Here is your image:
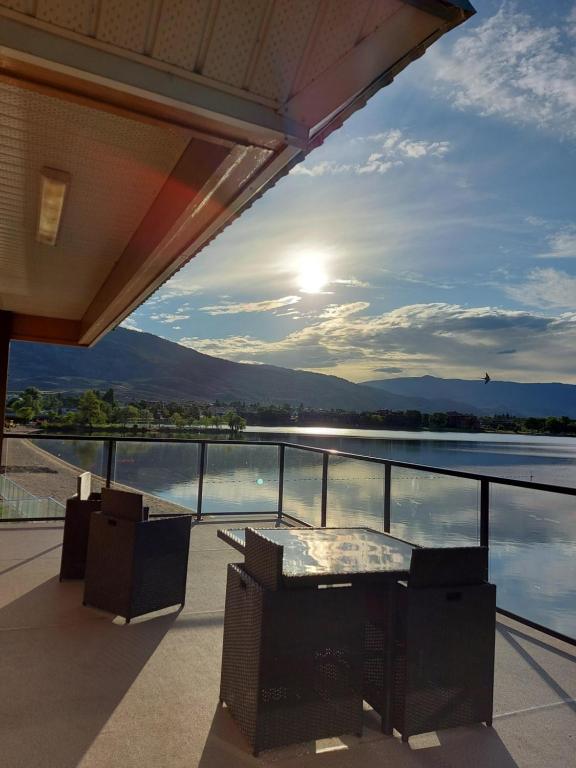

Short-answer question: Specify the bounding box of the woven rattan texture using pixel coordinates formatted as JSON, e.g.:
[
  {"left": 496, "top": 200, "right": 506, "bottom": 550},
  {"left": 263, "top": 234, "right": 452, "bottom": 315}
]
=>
[
  {"left": 220, "top": 564, "right": 363, "bottom": 754},
  {"left": 244, "top": 528, "right": 283, "bottom": 591},
  {"left": 392, "top": 582, "right": 496, "bottom": 739},
  {"left": 59, "top": 497, "right": 101, "bottom": 580},
  {"left": 83, "top": 514, "right": 192, "bottom": 621}
]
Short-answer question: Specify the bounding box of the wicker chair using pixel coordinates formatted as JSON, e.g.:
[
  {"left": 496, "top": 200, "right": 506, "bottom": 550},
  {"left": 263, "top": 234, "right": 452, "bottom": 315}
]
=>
[
  {"left": 101, "top": 487, "right": 148, "bottom": 521},
  {"left": 59, "top": 472, "right": 101, "bottom": 580},
  {"left": 220, "top": 560, "right": 363, "bottom": 756},
  {"left": 391, "top": 546, "right": 496, "bottom": 742},
  {"left": 83, "top": 513, "right": 192, "bottom": 623}
]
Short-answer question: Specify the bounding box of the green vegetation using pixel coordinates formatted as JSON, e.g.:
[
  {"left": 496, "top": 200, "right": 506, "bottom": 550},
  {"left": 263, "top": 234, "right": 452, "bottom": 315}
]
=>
[
  {"left": 6, "top": 389, "right": 247, "bottom": 434},
  {"left": 7, "top": 388, "right": 576, "bottom": 437}
]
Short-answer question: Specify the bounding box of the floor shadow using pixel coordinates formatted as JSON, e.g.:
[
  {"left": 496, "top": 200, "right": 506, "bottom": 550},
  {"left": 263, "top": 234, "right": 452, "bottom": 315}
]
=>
[
  {"left": 1, "top": 465, "right": 58, "bottom": 474},
  {"left": 0, "top": 575, "right": 176, "bottom": 768},
  {"left": 498, "top": 624, "right": 576, "bottom": 714},
  {"left": 197, "top": 705, "right": 520, "bottom": 767},
  {"left": 497, "top": 620, "right": 576, "bottom": 664},
  {"left": 0, "top": 543, "right": 62, "bottom": 576}
]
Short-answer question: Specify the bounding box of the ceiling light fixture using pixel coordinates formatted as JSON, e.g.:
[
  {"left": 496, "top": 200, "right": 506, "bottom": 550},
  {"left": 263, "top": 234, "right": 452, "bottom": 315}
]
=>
[{"left": 37, "top": 167, "right": 70, "bottom": 246}]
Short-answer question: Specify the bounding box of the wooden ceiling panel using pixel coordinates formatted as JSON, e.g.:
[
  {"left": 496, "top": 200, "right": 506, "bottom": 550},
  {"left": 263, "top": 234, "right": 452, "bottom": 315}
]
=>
[
  {"left": 0, "top": 0, "right": 475, "bottom": 345},
  {"left": 0, "top": 82, "right": 190, "bottom": 319}
]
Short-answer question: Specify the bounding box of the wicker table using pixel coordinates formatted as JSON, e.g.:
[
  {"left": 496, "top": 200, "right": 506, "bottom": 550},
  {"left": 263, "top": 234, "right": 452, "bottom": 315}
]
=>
[
  {"left": 217, "top": 526, "right": 414, "bottom": 586},
  {"left": 218, "top": 527, "right": 416, "bottom": 752}
]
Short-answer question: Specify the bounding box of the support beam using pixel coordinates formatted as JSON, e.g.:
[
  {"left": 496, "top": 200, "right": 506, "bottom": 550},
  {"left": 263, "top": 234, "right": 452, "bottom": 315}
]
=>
[
  {"left": 0, "top": 310, "right": 12, "bottom": 469},
  {"left": 79, "top": 137, "right": 233, "bottom": 345},
  {"left": 400, "top": 0, "right": 475, "bottom": 23},
  {"left": 10, "top": 315, "right": 81, "bottom": 346}
]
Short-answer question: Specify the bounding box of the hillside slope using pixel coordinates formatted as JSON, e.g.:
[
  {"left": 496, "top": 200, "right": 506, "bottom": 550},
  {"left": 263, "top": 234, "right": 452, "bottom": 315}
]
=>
[
  {"left": 9, "top": 328, "right": 455, "bottom": 412},
  {"left": 363, "top": 375, "right": 576, "bottom": 418}
]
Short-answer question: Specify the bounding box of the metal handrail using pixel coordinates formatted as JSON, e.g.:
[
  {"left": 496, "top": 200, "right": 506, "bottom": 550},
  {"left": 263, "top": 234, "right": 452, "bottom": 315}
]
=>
[
  {"left": 5, "top": 432, "right": 576, "bottom": 494},
  {"left": 3, "top": 431, "right": 575, "bottom": 644}
]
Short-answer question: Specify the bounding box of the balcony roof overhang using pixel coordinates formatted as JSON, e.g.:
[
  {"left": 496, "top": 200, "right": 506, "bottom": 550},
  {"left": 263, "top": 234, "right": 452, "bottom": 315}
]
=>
[{"left": 0, "top": 0, "right": 475, "bottom": 347}]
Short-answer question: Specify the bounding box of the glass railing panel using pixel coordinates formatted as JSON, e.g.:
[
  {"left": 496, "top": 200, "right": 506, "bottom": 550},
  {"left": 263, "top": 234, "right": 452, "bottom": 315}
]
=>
[
  {"left": 0, "top": 436, "right": 103, "bottom": 517},
  {"left": 490, "top": 485, "right": 576, "bottom": 638},
  {"left": 32, "top": 437, "right": 106, "bottom": 480},
  {"left": 390, "top": 466, "right": 480, "bottom": 546},
  {"left": 282, "top": 447, "right": 323, "bottom": 526},
  {"left": 113, "top": 440, "right": 200, "bottom": 515},
  {"left": 202, "top": 443, "right": 279, "bottom": 515},
  {"left": 324, "top": 455, "right": 386, "bottom": 530}
]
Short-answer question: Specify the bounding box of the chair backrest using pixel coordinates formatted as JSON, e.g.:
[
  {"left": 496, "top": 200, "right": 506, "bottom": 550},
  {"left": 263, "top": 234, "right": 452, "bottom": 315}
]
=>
[
  {"left": 76, "top": 472, "right": 92, "bottom": 501},
  {"left": 244, "top": 528, "right": 284, "bottom": 590},
  {"left": 101, "top": 488, "right": 147, "bottom": 522},
  {"left": 408, "top": 546, "right": 488, "bottom": 588}
]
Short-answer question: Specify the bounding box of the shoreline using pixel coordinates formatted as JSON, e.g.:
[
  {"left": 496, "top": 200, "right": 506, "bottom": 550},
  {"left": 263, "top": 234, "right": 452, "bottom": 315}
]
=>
[{"left": 0, "top": 437, "right": 197, "bottom": 517}]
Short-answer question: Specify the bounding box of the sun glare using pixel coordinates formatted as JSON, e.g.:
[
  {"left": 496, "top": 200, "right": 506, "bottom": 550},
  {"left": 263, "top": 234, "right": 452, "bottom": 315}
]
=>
[{"left": 295, "top": 248, "right": 330, "bottom": 293}]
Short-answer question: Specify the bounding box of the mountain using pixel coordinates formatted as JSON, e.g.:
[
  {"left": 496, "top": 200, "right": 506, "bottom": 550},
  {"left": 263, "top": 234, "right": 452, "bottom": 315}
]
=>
[
  {"left": 8, "top": 327, "right": 456, "bottom": 412},
  {"left": 362, "top": 375, "right": 576, "bottom": 418}
]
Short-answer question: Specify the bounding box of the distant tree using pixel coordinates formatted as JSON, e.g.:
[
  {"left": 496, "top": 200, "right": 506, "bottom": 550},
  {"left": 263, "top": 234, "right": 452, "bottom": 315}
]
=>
[
  {"left": 11, "top": 387, "right": 43, "bottom": 421},
  {"left": 429, "top": 412, "right": 449, "bottom": 430},
  {"left": 77, "top": 390, "right": 106, "bottom": 427},
  {"left": 117, "top": 404, "right": 140, "bottom": 427},
  {"left": 171, "top": 412, "right": 184, "bottom": 428},
  {"left": 102, "top": 388, "right": 115, "bottom": 406},
  {"left": 545, "top": 417, "right": 563, "bottom": 434},
  {"left": 226, "top": 411, "right": 247, "bottom": 433}
]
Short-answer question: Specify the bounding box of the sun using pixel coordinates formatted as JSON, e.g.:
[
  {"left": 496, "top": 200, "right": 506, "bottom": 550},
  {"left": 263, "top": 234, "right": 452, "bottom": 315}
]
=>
[{"left": 295, "top": 248, "right": 329, "bottom": 293}]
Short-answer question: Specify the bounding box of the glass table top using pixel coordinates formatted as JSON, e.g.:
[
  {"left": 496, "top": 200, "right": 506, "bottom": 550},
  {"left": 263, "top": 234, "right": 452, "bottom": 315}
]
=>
[{"left": 218, "top": 527, "right": 415, "bottom": 584}]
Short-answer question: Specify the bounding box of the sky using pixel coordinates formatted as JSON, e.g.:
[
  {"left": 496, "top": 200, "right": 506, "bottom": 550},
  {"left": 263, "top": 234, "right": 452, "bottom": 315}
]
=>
[{"left": 122, "top": 1, "right": 576, "bottom": 385}]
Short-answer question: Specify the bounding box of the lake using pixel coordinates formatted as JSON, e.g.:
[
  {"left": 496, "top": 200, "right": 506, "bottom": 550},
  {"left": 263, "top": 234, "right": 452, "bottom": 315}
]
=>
[{"left": 37, "top": 428, "right": 576, "bottom": 638}]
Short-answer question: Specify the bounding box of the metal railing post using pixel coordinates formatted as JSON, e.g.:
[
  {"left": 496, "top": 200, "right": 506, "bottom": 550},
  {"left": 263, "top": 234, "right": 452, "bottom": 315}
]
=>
[
  {"left": 321, "top": 452, "right": 329, "bottom": 527},
  {"left": 196, "top": 442, "right": 207, "bottom": 522},
  {"left": 278, "top": 444, "right": 285, "bottom": 521},
  {"left": 480, "top": 478, "right": 490, "bottom": 548},
  {"left": 384, "top": 462, "right": 391, "bottom": 533},
  {"left": 105, "top": 439, "right": 116, "bottom": 488}
]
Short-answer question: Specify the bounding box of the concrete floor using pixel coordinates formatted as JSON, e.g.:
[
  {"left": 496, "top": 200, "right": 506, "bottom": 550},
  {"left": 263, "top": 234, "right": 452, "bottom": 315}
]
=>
[{"left": 0, "top": 520, "right": 575, "bottom": 768}]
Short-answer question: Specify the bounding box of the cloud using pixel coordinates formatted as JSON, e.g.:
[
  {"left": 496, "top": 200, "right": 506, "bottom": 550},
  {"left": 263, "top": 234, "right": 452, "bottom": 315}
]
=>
[
  {"left": 569, "top": 5, "right": 576, "bottom": 38},
  {"left": 199, "top": 295, "right": 301, "bottom": 315},
  {"left": 332, "top": 278, "right": 370, "bottom": 288},
  {"left": 290, "top": 161, "right": 353, "bottom": 177},
  {"left": 537, "top": 227, "right": 576, "bottom": 259},
  {"left": 120, "top": 317, "right": 143, "bottom": 332},
  {"left": 362, "top": 129, "right": 451, "bottom": 159},
  {"left": 179, "top": 302, "right": 576, "bottom": 382},
  {"left": 372, "top": 367, "right": 404, "bottom": 374},
  {"left": 525, "top": 215, "right": 548, "bottom": 227},
  {"left": 150, "top": 313, "right": 191, "bottom": 324},
  {"left": 428, "top": 4, "right": 576, "bottom": 139},
  {"left": 291, "top": 129, "right": 450, "bottom": 177},
  {"left": 381, "top": 268, "right": 455, "bottom": 290},
  {"left": 504, "top": 268, "right": 576, "bottom": 309},
  {"left": 146, "top": 275, "right": 202, "bottom": 304}
]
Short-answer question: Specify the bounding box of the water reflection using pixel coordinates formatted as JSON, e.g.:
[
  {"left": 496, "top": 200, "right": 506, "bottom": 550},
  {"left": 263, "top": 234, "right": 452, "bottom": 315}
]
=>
[{"left": 33, "top": 434, "right": 576, "bottom": 637}]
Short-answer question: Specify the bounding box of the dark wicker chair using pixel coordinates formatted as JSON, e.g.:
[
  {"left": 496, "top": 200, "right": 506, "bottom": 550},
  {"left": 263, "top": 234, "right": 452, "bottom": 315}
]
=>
[
  {"left": 220, "top": 561, "right": 363, "bottom": 755},
  {"left": 83, "top": 513, "right": 192, "bottom": 623},
  {"left": 101, "top": 487, "right": 148, "bottom": 521},
  {"left": 59, "top": 472, "right": 101, "bottom": 580},
  {"left": 391, "top": 546, "right": 496, "bottom": 742}
]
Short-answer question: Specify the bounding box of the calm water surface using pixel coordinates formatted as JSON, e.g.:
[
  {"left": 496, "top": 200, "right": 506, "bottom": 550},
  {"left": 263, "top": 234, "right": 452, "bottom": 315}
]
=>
[{"left": 38, "top": 428, "right": 576, "bottom": 637}]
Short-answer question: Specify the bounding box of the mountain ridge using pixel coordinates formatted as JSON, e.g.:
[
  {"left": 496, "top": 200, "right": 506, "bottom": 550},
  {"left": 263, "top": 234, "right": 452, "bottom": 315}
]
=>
[
  {"left": 8, "top": 328, "right": 464, "bottom": 412},
  {"left": 363, "top": 375, "right": 576, "bottom": 418}
]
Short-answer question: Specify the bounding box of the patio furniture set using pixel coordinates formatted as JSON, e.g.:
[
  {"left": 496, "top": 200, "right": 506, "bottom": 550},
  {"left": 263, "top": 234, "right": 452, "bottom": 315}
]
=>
[
  {"left": 218, "top": 526, "right": 496, "bottom": 755},
  {"left": 59, "top": 474, "right": 191, "bottom": 623},
  {"left": 59, "top": 478, "right": 496, "bottom": 755}
]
